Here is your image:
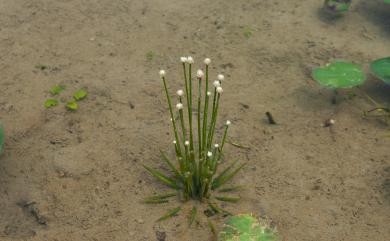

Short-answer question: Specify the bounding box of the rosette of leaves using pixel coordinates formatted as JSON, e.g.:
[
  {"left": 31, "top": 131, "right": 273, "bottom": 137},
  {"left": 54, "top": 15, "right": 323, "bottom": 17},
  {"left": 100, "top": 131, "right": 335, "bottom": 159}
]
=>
[
  {"left": 218, "top": 214, "right": 278, "bottom": 241},
  {"left": 312, "top": 61, "right": 366, "bottom": 89},
  {"left": 370, "top": 57, "right": 390, "bottom": 85},
  {"left": 324, "top": 0, "right": 352, "bottom": 13}
]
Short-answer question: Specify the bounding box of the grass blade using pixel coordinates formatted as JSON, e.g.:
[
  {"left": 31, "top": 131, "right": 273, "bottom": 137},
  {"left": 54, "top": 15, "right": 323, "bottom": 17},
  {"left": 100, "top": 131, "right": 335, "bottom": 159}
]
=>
[
  {"left": 218, "top": 185, "right": 244, "bottom": 193},
  {"left": 208, "top": 202, "right": 233, "bottom": 216},
  {"left": 143, "top": 199, "right": 169, "bottom": 204},
  {"left": 143, "top": 165, "right": 179, "bottom": 189},
  {"left": 207, "top": 219, "right": 217, "bottom": 236},
  {"left": 212, "top": 163, "right": 246, "bottom": 190},
  {"left": 144, "top": 192, "right": 177, "bottom": 201},
  {"left": 215, "top": 195, "right": 240, "bottom": 203},
  {"left": 157, "top": 206, "right": 181, "bottom": 222},
  {"left": 160, "top": 150, "right": 182, "bottom": 180},
  {"left": 188, "top": 206, "right": 197, "bottom": 227}
]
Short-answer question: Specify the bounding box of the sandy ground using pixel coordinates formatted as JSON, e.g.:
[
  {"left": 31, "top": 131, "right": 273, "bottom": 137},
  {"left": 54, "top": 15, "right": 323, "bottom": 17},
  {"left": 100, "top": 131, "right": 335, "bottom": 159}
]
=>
[{"left": 0, "top": 0, "right": 389, "bottom": 240}]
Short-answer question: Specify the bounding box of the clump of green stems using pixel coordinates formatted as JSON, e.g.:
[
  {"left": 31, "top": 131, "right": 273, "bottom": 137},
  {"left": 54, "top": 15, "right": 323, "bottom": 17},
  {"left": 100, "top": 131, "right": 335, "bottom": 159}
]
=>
[{"left": 143, "top": 57, "right": 245, "bottom": 221}]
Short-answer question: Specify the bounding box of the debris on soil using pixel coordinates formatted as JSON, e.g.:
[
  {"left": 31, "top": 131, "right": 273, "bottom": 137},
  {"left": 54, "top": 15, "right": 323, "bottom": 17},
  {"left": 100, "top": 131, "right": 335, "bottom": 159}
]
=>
[
  {"left": 155, "top": 230, "right": 166, "bottom": 241},
  {"left": 17, "top": 201, "right": 47, "bottom": 226},
  {"left": 322, "top": 119, "right": 335, "bottom": 127},
  {"left": 265, "top": 111, "right": 277, "bottom": 125}
]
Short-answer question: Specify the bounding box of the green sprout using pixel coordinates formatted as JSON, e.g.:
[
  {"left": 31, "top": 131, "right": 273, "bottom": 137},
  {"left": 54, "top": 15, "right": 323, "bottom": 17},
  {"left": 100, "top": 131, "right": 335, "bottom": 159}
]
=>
[
  {"left": 218, "top": 214, "right": 278, "bottom": 241},
  {"left": 243, "top": 26, "right": 253, "bottom": 39},
  {"left": 370, "top": 57, "right": 390, "bottom": 85},
  {"left": 66, "top": 101, "right": 78, "bottom": 111},
  {"left": 0, "top": 123, "right": 4, "bottom": 155},
  {"left": 144, "top": 56, "right": 245, "bottom": 223},
  {"left": 44, "top": 99, "right": 59, "bottom": 108},
  {"left": 73, "top": 89, "right": 88, "bottom": 101},
  {"left": 50, "top": 85, "right": 65, "bottom": 95},
  {"left": 146, "top": 51, "right": 155, "bottom": 61}
]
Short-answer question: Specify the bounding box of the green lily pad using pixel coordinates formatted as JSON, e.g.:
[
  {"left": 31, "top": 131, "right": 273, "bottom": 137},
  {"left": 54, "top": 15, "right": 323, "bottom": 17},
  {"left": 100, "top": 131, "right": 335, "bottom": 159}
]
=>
[
  {"left": 384, "top": 0, "right": 390, "bottom": 4},
  {"left": 218, "top": 214, "right": 278, "bottom": 241},
  {"left": 312, "top": 61, "right": 366, "bottom": 89},
  {"left": 73, "top": 89, "right": 87, "bottom": 101},
  {"left": 44, "top": 99, "right": 59, "bottom": 108},
  {"left": 370, "top": 57, "right": 390, "bottom": 84},
  {"left": 66, "top": 101, "right": 78, "bottom": 111},
  {"left": 0, "top": 123, "right": 4, "bottom": 155}
]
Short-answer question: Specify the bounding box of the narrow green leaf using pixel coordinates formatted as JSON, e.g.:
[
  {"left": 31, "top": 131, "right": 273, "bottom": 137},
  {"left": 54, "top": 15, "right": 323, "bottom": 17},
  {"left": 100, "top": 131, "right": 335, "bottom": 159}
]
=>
[
  {"left": 156, "top": 206, "right": 181, "bottom": 222},
  {"left": 215, "top": 195, "right": 241, "bottom": 203},
  {"left": 66, "top": 101, "right": 78, "bottom": 111},
  {"left": 212, "top": 163, "right": 246, "bottom": 190},
  {"left": 211, "top": 160, "right": 239, "bottom": 190},
  {"left": 188, "top": 206, "right": 197, "bottom": 227},
  {"left": 208, "top": 202, "right": 233, "bottom": 216},
  {"left": 218, "top": 185, "right": 244, "bottom": 193},
  {"left": 207, "top": 219, "right": 217, "bottom": 236},
  {"left": 50, "top": 85, "right": 65, "bottom": 95},
  {"left": 73, "top": 89, "right": 87, "bottom": 101},
  {"left": 143, "top": 199, "right": 169, "bottom": 204},
  {"left": 143, "top": 165, "right": 179, "bottom": 189},
  {"left": 144, "top": 192, "right": 177, "bottom": 201},
  {"left": 160, "top": 150, "right": 182, "bottom": 180},
  {"left": 44, "top": 99, "right": 59, "bottom": 108}
]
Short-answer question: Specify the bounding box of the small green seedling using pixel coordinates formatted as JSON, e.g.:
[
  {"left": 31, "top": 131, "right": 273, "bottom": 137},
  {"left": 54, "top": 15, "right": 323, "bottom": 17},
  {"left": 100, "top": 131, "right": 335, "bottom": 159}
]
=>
[
  {"left": 146, "top": 51, "right": 155, "bottom": 61},
  {"left": 243, "top": 26, "right": 253, "bottom": 39},
  {"left": 73, "top": 89, "right": 87, "bottom": 101},
  {"left": 66, "top": 101, "right": 78, "bottom": 111},
  {"left": 50, "top": 85, "right": 65, "bottom": 95},
  {"left": 0, "top": 123, "right": 4, "bottom": 155},
  {"left": 370, "top": 57, "right": 390, "bottom": 85},
  {"left": 44, "top": 99, "right": 59, "bottom": 108},
  {"left": 35, "top": 64, "right": 49, "bottom": 71},
  {"left": 324, "top": 0, "right": 352, "bottom": 14},
  {"left": 218, "top": 214, "right": 278, "bottom": 241}
]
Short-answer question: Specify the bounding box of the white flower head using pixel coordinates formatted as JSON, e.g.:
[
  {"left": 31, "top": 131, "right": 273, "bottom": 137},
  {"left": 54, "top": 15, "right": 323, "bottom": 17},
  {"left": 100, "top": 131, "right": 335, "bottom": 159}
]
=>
[
  {"left": 204, "top": 58, "right": 211, "bottom": 65},
  {"left": 196, "top": 69, "right": 204, "bottom": 78},
  {"left": 185, "top": 140, "right": 190, "bottom": 146},
  {"left": 216, "top": 86, "right": 223, "bottom": 94},
  {"left": 187, "top": 56, "right": 194, "bottom": 64},
  {"left": 207, "top": 151, "right": 213, "bottom": 157},
  {"left": 159, "top": 70, "right": 166, "bottom": 77},
  {"left": 176, "top": 103, "right": 183, "bottom": 110},
  {"left": 207, "top": 91, "right": 212, "bottom": 96},
  {"left": 214, "top": 144, "right": 219, "bottom": 149},
  {"left": 177, "top": 89, "right": 184, "bottom": 96},
  {"left": 213, "top": 80, "right": 221, "bottom": 88},
  {"left": 217, "top": 74, "right": 224, "bottom": 81},
  {"left": 226, "top": 120, "right": 231, "bottom": 126},
  {"left": 170, "top": 117, "right": 173, "bottom": 122},
  {"left": 180, "top": 56, "right": 187, "bottom": 63},
  {"left": 173, "top": 140, "right": 177, "bottom": 144}
]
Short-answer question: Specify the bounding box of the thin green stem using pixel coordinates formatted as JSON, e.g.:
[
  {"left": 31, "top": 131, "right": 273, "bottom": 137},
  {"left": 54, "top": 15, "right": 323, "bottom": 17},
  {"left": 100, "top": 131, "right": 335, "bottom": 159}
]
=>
[
  {"left": 162, "top": 77, "right": 182, "bottom": 158},
  {"left": 202, "top": 65, "right": 210, "bottom": 157},
  {"left": 207, "top": 93, "right": 221, "bottom": 149},
  {"left": 188, "top": 64, "right": 194, "bottom": 160}
]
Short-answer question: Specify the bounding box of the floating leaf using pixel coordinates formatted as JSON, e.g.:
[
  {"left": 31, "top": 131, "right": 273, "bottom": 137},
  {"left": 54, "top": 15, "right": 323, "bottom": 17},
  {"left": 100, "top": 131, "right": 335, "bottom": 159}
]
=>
[
  {"left": 218, "top": 214, "right": 278, "bottom": 241},
  {"left": 50, "top": 85, "right": 65, "bottom": 95},
  {"left": 66, "top": 101, "right": 78, "bottom": 111},
  {"left": 73, "top": 89, "right": 87, "bottom": 101},
  {"left": 44, "top": 99, "right": 59, "bottom": 108},
  {"left": 370, "top": 57, "right": 390, "bottom": 84},
  {"left": 312, "top": 61, "right": 366, "bottom": 88},
  {"left": 385, "top": 0, "right": 390, "bottom": 4},
  {"left": 0, "top": 123, "right": 4, "bottom": 155}
]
